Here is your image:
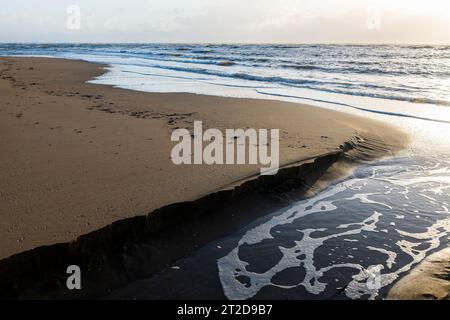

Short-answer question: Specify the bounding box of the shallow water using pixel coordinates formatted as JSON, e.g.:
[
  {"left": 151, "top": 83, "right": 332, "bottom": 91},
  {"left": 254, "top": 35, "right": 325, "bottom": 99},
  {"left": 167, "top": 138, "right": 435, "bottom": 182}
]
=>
[{"left": 218, "top": 155, "right": 450, "bottom": 299}]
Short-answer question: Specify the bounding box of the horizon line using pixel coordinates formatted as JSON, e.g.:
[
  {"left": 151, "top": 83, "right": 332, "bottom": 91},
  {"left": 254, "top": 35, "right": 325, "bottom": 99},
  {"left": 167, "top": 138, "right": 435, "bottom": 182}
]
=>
[{"left": 1, "top": 41, "right": 449, "bottom": 46}]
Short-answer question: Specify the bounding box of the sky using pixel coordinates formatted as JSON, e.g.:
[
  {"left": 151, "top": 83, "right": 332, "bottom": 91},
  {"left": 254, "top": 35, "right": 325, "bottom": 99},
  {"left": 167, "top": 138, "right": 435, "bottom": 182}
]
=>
[{"left": 0, "top": 0, "right": 449, "bottom": 44}]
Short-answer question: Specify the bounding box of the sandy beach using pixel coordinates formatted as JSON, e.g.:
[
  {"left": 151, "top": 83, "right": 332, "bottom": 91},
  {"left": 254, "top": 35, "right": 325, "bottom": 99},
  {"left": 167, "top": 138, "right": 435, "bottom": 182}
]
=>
[{"left": 0, "top": 56, "right": 407, "bottom": 263}]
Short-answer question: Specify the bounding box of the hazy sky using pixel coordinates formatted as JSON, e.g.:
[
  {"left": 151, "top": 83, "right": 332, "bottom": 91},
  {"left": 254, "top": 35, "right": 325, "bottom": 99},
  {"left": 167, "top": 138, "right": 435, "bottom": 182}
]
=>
[{"left": 1, "top": 0, "right": 449, "bottom": 44}]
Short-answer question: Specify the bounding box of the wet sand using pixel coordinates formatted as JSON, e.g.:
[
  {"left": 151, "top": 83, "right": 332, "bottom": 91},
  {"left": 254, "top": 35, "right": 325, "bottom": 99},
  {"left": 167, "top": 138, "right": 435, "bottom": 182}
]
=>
[
  {"left": 388, "top": 248, "right": 450, "bottom": 300},
  {"left": 0, "top": 56, "right": 407, "bottom": 261}
]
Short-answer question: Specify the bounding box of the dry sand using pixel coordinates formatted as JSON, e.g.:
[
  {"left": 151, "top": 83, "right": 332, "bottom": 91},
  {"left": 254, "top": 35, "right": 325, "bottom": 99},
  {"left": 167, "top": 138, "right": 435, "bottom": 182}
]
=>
[{"left": 0, "top": 57, "right": 407, "bottom": 260}]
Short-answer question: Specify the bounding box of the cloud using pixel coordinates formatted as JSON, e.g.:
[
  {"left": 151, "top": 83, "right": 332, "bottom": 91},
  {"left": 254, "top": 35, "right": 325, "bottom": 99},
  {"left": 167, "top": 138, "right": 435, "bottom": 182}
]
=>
[{"left": 0, "top": 0, "right": 449, "bottom": 44}]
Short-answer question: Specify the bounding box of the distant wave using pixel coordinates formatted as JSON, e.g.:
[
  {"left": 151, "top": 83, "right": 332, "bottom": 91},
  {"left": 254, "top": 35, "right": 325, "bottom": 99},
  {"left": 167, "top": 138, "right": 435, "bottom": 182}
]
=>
[
  {"left": 1, "top": 43, "right": 449, "bottom": 111},
  {"left": 281, "top": 64, "right": 318, "bottom": 70},
  {"left": 113, "top": 61, "right": 450, "bottom": 107},
  {"left": 256, "top": 90, "right": 450, "bottom": 124}
]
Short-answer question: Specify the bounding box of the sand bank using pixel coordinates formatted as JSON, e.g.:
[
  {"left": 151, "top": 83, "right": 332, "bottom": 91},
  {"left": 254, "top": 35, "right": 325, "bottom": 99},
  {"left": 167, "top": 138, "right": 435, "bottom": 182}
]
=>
[{"left": 0, "top": 56, "right": 407, "bottom": 262}]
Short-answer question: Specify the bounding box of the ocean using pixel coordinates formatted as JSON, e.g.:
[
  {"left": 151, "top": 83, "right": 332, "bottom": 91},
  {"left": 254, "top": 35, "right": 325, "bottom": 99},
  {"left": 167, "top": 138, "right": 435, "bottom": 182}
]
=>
[{"left": 1, "top": 43, "right": 450, "bottom": 111}]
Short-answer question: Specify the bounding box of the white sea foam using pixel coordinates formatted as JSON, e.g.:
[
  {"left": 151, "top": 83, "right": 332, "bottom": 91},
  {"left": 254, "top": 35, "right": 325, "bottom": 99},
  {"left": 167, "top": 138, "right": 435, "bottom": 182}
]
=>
[{"left": 218, "top": 157, "right": 450, "bottom": 300}]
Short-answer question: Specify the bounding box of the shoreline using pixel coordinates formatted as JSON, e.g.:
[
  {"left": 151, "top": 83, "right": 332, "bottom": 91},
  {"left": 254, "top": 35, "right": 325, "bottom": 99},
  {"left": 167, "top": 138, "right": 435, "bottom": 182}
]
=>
[
  {"left": 0, "top": 56, "right": 408, "bottom": 297},
  {"left": 0, "top": 144, "right": 373, "bottom": 299}
]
